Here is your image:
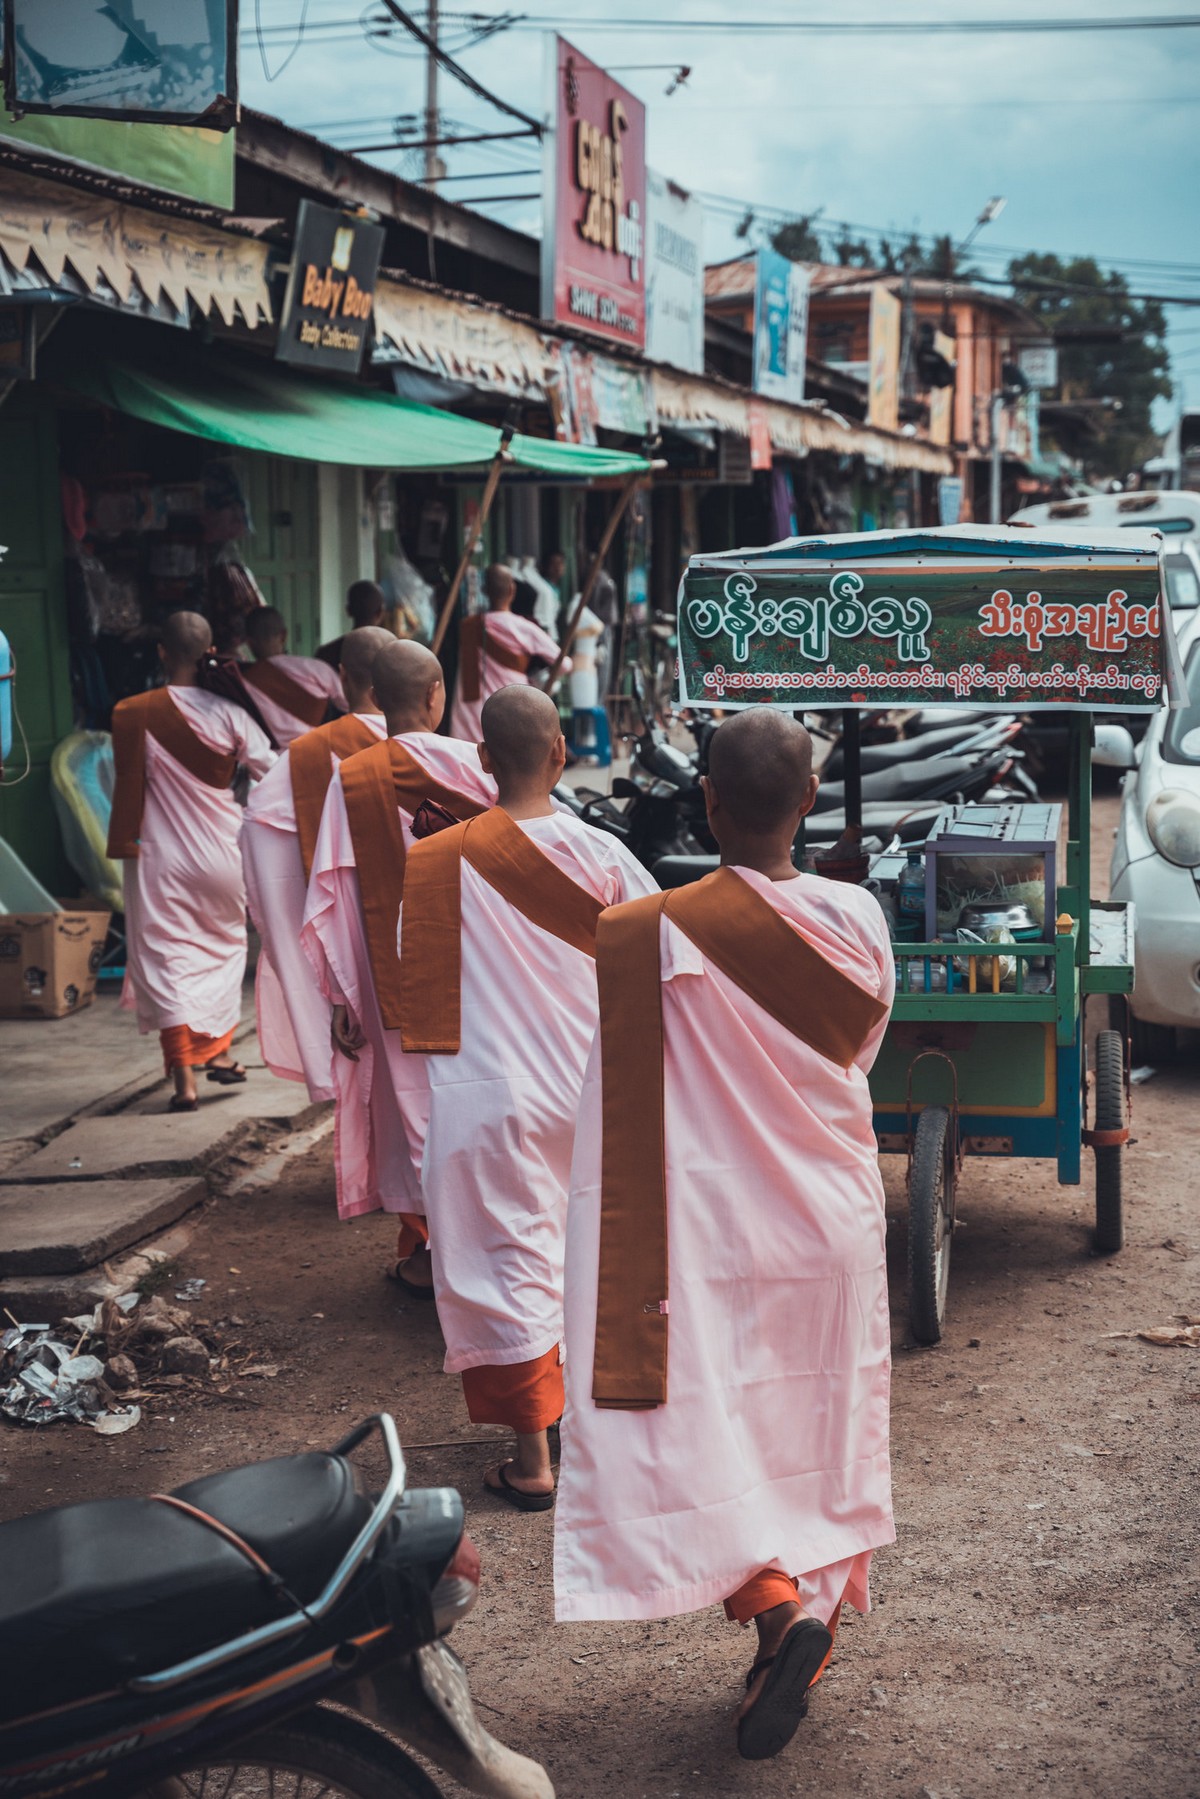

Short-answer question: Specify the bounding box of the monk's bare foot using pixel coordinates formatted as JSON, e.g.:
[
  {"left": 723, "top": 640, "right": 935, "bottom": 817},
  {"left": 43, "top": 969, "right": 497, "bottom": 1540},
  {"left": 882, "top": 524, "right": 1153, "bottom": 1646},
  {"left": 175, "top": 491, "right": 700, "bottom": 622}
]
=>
[
  {"left": 735, "top": 1600, "right": 806, "bottom": 1725},
  {"left": 171, "top": 1067, "right": 198, "bottom": 1110}
]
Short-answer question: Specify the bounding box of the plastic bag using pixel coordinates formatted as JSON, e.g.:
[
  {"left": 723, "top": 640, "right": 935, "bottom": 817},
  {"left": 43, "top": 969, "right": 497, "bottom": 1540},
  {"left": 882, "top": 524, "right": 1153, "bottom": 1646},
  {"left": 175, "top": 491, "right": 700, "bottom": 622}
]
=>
[{"left": 381, "top": 546, "right": 435, "bottom": 644}]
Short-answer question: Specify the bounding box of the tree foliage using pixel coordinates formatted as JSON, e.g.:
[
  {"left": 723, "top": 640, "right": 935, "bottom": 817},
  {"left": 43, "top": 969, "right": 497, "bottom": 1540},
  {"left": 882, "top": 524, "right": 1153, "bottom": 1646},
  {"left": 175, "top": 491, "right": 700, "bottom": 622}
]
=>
[{"left": 1008, "top": 253, "right": 1172, "bottom": 477}]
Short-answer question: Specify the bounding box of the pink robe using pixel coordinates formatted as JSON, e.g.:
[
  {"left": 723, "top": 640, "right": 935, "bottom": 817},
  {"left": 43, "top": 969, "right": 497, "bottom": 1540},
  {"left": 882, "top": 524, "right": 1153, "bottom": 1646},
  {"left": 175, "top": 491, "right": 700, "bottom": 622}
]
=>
[
  {"left": 403, "top": 814, "right": 658, "bottom": 1378},
  {"left": 554, "top": 870, "right": 896, "bottom": 1626},
  {"left": 121, "top": 687, "right": 275, "bottom": 1039},
  {"left": 300, "top": 732, "right": 498, "bottom": 1220},
  {"left": 447, "top": 611, "right": 569, "bottom": 743},
  {"left": 241, "top": 713, "right": 387, "bottom": 1099},
  {"left": 247, "top": 654, "right": 346, "bottom": 748}
]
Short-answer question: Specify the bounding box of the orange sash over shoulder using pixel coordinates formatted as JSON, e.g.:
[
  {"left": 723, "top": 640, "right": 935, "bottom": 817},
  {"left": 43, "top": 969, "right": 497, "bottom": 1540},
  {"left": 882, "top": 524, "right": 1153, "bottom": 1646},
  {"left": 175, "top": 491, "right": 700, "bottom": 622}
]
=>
[
  {"left": 339, "top": 738, "right": 490, "bottom": 1029},
  {"left": 458, "top": 614, "right": 531, "bottom": 705},
  {"left": 242, "top": 658, "right": 330, "bottom": 728},
  {"left": 289, "top": 713, "right": 380, "bottom": 881},
  {"left": 399, "top": 808, "right": 604, "bottom": 1053},
  {"left": 107, "top": 689, "right": 237, "bottom": 859},
  {"left": 591, "top": 867, "right": 890, "bottom": 1411}
]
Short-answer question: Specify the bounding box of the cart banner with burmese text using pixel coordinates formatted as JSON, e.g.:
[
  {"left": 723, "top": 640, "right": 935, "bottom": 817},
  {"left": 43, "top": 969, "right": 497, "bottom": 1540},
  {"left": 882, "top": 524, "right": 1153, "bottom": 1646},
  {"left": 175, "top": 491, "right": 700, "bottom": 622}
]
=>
[{"left": 677, "top": 554, "right": 1166, "bottom": 712}]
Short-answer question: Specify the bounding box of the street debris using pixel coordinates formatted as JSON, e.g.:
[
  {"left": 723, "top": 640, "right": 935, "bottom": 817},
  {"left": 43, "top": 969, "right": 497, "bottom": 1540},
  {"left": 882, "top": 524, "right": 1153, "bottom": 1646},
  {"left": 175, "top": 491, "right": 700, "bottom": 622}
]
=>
[
  {"left": 174, "top": 1277, "right": 208, "bottom": 1301},
  {"left": 1103, "top": 1315, "right": 1200, "bottom": 1348},
  {"left": 1129, "top": 1065, "right": 1156, "bottom": 1086},
  {"left": 1, "top": 1289, "right": 281, "bottom": 1430}
]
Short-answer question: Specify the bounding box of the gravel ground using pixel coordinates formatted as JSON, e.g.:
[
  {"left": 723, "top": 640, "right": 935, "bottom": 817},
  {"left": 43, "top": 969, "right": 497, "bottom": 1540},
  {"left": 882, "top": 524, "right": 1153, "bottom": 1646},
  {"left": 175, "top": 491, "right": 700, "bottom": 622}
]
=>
[{"left": 3, "top": 796, "right": 1198, "bottom": 1798}]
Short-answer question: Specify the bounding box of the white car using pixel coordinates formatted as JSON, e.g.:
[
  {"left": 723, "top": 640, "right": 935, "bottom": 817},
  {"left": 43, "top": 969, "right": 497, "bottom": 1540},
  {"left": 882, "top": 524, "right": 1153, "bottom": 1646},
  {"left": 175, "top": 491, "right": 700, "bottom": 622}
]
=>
[{"left": 1106, "top": 605, "right": 1200, "bottom": 1058}]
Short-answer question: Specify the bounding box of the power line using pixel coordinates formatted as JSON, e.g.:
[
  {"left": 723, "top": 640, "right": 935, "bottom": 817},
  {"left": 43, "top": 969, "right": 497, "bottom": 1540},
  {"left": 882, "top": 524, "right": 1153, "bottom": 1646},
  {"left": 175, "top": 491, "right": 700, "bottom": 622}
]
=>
[
  {"left": 500, "top": 11, "right": 1200, "bottom": 31},
  {"left": 372, "top": 0, "right": 542, "bottom": 132}
]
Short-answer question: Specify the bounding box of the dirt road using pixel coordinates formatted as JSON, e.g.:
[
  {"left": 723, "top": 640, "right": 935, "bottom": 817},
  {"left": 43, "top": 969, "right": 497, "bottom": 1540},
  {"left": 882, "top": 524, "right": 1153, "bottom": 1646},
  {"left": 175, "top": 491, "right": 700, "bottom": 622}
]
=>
[{"left": 3, "top": 797, "right": 1198, "bottom": 1798}]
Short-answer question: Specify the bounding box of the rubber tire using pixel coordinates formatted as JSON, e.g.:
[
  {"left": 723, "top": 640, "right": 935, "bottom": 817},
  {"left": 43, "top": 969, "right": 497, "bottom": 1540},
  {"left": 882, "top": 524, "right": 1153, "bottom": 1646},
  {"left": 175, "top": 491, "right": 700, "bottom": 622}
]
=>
[
  {"left": 1093, "top": 1028, "right": 1126, "bottom": 1255},
  {"left": 178, "top": 1701, "right": 445, "bottom": 1799},
  {"left": 907, "top": 1104, "right": 953, "bottom": 1346}
]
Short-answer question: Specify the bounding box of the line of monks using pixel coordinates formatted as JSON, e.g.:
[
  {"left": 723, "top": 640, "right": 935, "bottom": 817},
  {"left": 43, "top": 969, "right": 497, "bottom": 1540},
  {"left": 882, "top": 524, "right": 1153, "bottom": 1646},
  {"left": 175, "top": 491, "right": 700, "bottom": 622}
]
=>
[{"left": 107, "top": 588, "right": 896, "bottom": 1761}]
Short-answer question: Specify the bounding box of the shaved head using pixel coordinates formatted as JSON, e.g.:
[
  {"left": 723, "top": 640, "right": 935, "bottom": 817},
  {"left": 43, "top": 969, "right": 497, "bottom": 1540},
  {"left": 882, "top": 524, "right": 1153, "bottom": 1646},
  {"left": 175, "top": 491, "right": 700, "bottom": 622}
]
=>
[
  {"left": 339, "top": 625, "right": 394, "bottom": 695},
  {"left": 484, "top": 563, "right": 515, "bottom": 609},
  {"left": 707, "top": 708, "right": 814, "bottom": 834},
  {"left": 480, "top": 684, "right": 562, "bottom": 781},
  {"left": 246, "top": 606, "right": 286, "bottom": 655},
  {"left": 160, "top": 610, "right": 213, "bottom": 668},
  {"left": 372, "top": 637, "right": 444, "bottom": 726}
]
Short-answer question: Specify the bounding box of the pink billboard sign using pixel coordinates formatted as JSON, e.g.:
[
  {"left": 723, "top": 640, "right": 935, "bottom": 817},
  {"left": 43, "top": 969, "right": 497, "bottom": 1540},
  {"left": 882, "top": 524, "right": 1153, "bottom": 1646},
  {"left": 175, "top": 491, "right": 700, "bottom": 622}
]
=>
[{"left": 542, "top": 35, "right": 646, "bottom": 352}]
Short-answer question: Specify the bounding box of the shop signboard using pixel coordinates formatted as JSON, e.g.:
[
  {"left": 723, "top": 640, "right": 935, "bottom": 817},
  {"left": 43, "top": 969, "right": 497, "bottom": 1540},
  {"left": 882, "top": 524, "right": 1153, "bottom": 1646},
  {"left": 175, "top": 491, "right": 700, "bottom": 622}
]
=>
[
  {"left": 1019, "top": 341, "right": 1059, "bottom": 390},
  {"left": 752, "top": 249, "right": 808, "bottom": 405},
  {"left": 0, "top": 114, "right": 234, "bottom": 207},
  {"left": 677, "top": 553, "right": 1165, "bottom": 712},
  {"left": 644, "top": 169, "right": 704, "bottom": 373},
  {"left": 928, "top": 329, "right": 956, "bottom": 447},
  {"left": 868, "top": 284, "right": 902, "bottom": 432},
  {"left": 937, "top": 476, "right": 965, "bottom": 527},
  {"left": 277, "top": 201, "right": 385, "bottom": 375},
  {"left": 4, "top": 0, "right": 237, "bottom": 130},
  {"left": 747, "top": 398, "right": 772, "bottom": 471},
  {"left": 542, "top": 36, "right": 646, "bottom": 352}
]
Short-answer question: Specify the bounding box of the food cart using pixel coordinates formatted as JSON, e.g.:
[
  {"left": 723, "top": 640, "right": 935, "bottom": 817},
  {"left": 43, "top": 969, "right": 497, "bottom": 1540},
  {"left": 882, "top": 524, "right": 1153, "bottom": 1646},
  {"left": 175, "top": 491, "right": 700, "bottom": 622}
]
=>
[{"left": 676, "top": 525, "right": 1172, "bottom": 1343}]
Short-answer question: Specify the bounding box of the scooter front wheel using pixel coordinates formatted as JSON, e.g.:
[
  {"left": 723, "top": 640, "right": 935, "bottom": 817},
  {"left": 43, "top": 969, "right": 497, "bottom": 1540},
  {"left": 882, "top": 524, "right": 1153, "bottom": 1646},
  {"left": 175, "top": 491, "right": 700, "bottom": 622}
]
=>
[{"left": 164, "top": 1703, "right": 445, "bottom": 1799}]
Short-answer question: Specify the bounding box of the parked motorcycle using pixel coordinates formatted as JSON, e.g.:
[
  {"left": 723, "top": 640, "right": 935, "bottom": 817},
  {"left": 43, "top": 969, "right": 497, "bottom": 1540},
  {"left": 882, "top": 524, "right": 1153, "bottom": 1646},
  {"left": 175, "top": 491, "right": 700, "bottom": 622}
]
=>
[{"left": 0, "top": 1414, "right": 553, "bottom": 1799}]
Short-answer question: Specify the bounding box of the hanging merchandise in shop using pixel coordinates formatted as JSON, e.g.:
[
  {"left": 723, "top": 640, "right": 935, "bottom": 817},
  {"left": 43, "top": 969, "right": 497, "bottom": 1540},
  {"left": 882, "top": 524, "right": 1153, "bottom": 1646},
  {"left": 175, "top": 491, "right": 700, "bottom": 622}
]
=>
[
  {"left": 542, "top": 35, "right": 646, "bottom": 352},
  {"left": 3, "top": 0, "right": 238, "bottom": 130},
  {"left": 753, "top": 248, "right": 809, "bottom": 407},
  {"left": 645, "top": 170, "right": 705, "bottom": 374},
  {"left": 868, "top": 284, "right": 902, "bottom": 433},
  {"left": 277, "top": 200, "right": 386, "bottom": 375}
]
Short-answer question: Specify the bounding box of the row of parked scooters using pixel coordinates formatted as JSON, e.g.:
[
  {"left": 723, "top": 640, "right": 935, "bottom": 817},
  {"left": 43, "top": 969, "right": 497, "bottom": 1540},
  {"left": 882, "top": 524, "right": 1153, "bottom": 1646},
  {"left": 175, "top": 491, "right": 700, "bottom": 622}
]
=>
[{"left": 558, "top": 671, "right": 1040, "bottom": 878}]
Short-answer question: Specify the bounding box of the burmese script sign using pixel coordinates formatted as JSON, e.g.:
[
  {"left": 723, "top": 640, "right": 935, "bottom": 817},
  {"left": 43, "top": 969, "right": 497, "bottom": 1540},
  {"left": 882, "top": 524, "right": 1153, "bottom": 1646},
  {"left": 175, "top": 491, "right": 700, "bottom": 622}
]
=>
[{"left": 677, "top": 556, "right": 1165, "bottom": 712}]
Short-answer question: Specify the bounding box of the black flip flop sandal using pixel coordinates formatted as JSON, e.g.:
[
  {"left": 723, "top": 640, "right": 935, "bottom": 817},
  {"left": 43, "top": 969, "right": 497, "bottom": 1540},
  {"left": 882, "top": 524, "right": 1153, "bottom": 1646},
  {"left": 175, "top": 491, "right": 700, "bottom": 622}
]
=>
[
  {"left": 736, "top": 1616, "right": 833, "bottom": 1762},
  {"left": 167, "top": 1094, "right": 198, "bottom": 1113},
  {"left": 205, "top": 1063, "right": 248, "bottom": 1085},
  {"left": 484, "top": 1461, "right": 555, "bottom": 1513},
  {"left": 386, "top": 1260, "right": 437, "bottom": 1300}
]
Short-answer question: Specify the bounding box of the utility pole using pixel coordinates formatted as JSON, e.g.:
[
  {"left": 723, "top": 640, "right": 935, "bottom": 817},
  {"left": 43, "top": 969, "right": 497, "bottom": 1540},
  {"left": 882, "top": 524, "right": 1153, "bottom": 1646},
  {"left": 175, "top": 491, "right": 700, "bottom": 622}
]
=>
[{"left": 423, "top": 0, "right": 440, "bottom": 191}]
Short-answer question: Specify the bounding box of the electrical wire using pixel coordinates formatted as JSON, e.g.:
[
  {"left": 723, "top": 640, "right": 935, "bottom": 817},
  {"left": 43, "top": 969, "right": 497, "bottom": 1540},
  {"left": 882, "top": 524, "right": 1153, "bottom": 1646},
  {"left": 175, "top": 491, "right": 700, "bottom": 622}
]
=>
[
  {"left": 254, "top": 0, "right": 312, "bottom": 80},
  {"left": 488, "top": 11, "right": 1200, "bottom": 33}
]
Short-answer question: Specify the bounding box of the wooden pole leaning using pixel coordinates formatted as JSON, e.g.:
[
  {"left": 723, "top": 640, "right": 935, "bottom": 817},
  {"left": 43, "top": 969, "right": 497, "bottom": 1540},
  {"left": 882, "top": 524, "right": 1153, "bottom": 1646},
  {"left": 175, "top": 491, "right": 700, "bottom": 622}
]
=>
[
  {"left": 545, "top": 470, "right": 646, "bottom": 691},
  {"left": 430, "top": 426, "right": 513, "bottom": 656}
]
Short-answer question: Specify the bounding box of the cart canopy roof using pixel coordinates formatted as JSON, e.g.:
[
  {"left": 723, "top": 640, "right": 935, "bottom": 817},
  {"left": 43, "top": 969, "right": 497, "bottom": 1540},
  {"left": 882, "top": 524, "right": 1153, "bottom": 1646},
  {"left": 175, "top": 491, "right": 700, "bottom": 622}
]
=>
[{"left": 677, "top": 524, "right": 1172, "bottom": 715}]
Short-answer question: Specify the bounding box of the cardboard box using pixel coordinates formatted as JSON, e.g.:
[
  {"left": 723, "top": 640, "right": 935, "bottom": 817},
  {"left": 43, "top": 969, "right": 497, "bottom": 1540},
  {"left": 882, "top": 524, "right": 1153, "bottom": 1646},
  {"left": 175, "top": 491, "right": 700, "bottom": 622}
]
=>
[{"left": 0, "top": 901, "right": 111, "bottom": 1019}]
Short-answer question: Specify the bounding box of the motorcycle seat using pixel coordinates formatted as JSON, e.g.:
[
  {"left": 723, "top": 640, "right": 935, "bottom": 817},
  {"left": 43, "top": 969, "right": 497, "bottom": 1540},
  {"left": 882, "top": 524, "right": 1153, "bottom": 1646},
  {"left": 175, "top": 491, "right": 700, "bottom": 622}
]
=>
[{"left": 0, "top": 1451, "right": 372, "bottom": 1724}]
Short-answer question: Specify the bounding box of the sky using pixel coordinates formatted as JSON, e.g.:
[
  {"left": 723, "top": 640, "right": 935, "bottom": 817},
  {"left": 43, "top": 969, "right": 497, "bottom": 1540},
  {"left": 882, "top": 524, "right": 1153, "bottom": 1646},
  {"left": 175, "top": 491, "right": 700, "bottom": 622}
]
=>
[{"left": 239, "top": 1, "right": 1200, "bottom": 430}]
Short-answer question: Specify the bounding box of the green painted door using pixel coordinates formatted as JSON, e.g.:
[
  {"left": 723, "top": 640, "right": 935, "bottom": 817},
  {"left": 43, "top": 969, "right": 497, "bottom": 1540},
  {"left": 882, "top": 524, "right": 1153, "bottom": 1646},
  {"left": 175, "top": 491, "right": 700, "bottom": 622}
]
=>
[
  {"left": 242, "top": 454, "right": 321, "bottom": 655},
  {"left": 0, "top": 393, "right": 73, "bottom": 895}
]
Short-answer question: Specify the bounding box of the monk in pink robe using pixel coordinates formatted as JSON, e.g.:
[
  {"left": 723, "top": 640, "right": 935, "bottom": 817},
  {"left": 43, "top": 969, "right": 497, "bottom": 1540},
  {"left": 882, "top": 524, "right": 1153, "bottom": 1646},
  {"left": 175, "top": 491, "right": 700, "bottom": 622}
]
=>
[
  {"left": 107, "top": 611, "right": 275, "bottom": 1112},
  {"left": 301, "top": 640, "right": 499, "bottom": 1288},
  {"left": 398, "top": 686, "right": 657, "bottom": 1508},
  {"left": 447, "top": 562, "right": 569, "bottom": 743},
  {"left": 241, "top": 605, "right": 346, "bottom": 747},
  {"left": 554, "top": 708, "right": 896, "bottom": 1762},
  {"left": 241, "top": 627, "right": 393, "bottom": 1099}
]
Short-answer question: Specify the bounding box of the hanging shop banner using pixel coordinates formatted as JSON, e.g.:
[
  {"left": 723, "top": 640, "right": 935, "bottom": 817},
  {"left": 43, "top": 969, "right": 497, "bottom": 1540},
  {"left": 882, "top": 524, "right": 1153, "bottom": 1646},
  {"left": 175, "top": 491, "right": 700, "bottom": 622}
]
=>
[
  {"left": 4, "top": 0, "right": 237, "bottom": 130},
  {"left": 277, "top": 200, "right": 385, "bottom": 374},
  {"left": 644, "top": 169, "right": 704, "bottom": 373},
  {"left": 676, "top": 553, "right": 1165, "bottom": 712},
  {"left": 752, "top": 249, "right": 808, "bottom": 405},
  {"left": 937, "top": 476, "right": 965, "bottom": 527},
  {"left": 542, "top": 35, "right": 647, "bottom": 352},
  {"left": 748, "top": 397, "right": 773, "bottom": 471},
  {"left": 0, "top": 169, "right": 271, "bottom": 327},
  {"left": 867, "top": 284, "right": 902, "bottom": 433}
]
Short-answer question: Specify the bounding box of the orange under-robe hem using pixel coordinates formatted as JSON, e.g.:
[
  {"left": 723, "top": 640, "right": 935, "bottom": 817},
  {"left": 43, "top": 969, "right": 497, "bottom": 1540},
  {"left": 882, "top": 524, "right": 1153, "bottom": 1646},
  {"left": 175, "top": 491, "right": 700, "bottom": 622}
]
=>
[
  {"left": 159, "top": 1025, "right": 236, "bottom": 1074},
  {"left": 395, "top": 1214, "right": 430, "bottom": 1261},
  {"left": 460, "top": 1348, "right": 564, "bottom": 1434}
]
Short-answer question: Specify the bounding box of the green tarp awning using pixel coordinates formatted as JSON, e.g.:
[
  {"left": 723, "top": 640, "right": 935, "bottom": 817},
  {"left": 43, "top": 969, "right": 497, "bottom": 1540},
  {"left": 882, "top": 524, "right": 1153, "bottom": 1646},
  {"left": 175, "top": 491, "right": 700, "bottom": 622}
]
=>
[{"left": 50, "top": 333, "right": 649, "bottom": 481}]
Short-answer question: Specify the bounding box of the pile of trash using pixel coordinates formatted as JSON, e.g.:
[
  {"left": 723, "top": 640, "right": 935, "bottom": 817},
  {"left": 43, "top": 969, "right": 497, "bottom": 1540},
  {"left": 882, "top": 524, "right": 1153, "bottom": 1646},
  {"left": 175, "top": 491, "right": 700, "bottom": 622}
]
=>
[{"left": 1, "top": 1286, "right": 242, "bottom": 1433}]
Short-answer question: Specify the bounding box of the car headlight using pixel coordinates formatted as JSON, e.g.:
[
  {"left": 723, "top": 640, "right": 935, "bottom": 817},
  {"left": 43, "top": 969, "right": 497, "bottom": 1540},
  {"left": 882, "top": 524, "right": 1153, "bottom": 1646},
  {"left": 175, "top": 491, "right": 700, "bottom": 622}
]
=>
[{"left": 1146, "top": 789, "right": 1200, "bottom": 868}]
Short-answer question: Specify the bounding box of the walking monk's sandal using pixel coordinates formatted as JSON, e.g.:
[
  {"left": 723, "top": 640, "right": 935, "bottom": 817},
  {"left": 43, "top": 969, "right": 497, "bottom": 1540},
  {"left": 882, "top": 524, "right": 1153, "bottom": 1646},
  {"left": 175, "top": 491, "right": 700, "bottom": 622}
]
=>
[{"left": 736, "top": 1616, "right": 833, "bottom": 1761}]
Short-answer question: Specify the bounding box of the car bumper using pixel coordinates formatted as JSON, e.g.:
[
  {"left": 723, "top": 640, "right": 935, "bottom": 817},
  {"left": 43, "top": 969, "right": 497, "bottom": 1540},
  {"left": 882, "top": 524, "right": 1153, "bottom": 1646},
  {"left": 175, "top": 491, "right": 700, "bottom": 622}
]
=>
[{"left": 1112, "top": 855, "right": 1200, "bottom": 1027}]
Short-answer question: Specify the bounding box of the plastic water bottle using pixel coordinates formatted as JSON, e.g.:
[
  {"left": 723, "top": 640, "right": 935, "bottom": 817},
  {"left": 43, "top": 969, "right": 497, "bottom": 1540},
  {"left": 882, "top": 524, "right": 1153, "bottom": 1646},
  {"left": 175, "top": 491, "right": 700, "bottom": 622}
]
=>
[{"left": 897, "top": 849, "right": 927, "bottom": 936}]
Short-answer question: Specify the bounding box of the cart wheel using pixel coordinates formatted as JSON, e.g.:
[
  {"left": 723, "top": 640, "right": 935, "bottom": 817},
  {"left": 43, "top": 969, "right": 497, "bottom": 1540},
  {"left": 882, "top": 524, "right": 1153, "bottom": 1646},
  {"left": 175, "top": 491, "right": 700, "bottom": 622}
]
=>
[
  {"left": 1093, "top": 1028, "right": 1126, "bottom": 1254},
  {"left": 908, "top": 1104, "right": 954, "bottom": 1345}
]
